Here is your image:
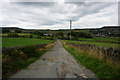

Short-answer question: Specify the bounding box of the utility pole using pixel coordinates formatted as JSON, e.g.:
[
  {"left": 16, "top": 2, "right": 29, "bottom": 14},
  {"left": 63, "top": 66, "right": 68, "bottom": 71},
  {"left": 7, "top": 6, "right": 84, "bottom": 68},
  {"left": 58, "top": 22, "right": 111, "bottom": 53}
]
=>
[{"left": 70, "top": 20, "right": 72, "bottom": 40}]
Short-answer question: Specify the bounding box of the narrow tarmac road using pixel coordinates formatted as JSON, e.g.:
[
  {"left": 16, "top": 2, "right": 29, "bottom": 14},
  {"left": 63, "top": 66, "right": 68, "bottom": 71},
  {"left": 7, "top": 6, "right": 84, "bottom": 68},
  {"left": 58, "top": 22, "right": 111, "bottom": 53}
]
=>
[{"left": 11, "top": 40, "right": 96, "bottom": 78}]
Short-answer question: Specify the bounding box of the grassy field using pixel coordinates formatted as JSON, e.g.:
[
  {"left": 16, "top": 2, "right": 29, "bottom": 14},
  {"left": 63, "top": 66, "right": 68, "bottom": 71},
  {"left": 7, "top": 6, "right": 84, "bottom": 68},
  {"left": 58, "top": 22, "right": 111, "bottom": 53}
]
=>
[
  {"left": 2, "top": 38, "right": 53, "bottom": 47},
  {"left": 33, "top": 35, "right": 38, "bottom": 38},
  {"left": 41, "top": 36, "right": 52, "bottom": 39},
  {"left": 62, "top": 42, "right": 120, "bottom": 80},
  {"left": 78, "top": 37, "right": 119, "bottom": 43},
  {"left": 1, "top": 33, "right": 31, "bottom": 36},
  {"left": 0, "top": 33, "right": 54, "bottom": 39},
  {"left": 75, "top": 29, "right": 90, "bottom": 33},
  {"left": 33, "top": 35, "right": 54, "bottom": 40},
  {"left": 64, "top": 40, "right": 119, "bottom": 48}
]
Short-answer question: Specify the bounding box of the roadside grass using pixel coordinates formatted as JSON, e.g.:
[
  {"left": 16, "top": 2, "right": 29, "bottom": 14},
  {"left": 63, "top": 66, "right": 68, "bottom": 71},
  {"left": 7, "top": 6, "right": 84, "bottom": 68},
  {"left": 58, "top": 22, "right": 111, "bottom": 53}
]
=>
[
  {"left": 3, "top": 50, "right": 45, "bottom": 78},
  {"left": 2, "top": 38, "right": 53, "bottom": 47},
  {"left": 62, "top": 41, "right": 120, "bottom": 80},
  {"left": 2, "top": 41, "right": 56, "bottom": 78},
  {"left": 64, "top": 40, "right": 119, "bottom": 49}
]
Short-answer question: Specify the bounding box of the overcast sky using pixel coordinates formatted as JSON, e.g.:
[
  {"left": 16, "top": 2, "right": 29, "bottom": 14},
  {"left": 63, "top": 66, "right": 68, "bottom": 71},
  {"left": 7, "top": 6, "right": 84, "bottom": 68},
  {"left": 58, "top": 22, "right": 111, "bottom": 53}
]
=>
[{"left": 0, "top": 1, "right": 118, "bottom": 29}]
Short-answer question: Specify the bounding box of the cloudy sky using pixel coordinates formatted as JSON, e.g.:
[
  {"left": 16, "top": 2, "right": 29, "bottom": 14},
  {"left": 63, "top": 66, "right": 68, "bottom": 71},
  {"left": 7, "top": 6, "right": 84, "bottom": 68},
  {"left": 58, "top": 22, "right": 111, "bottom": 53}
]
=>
[{"left": 0, "top": 1, "right": 118, "bottom": 29}]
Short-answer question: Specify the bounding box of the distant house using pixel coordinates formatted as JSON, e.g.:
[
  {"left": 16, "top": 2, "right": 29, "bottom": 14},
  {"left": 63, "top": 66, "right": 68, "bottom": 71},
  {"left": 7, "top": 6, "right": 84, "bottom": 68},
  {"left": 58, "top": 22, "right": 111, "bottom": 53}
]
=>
[
  {"left": 43, "top": 33, "right": 48, "bottom": 36},
  {"left": 90, "top": 26, "right": 120, "bottom": 37},
  {"left": 49, "top": 34, "right": 53, "bottom": 36}
]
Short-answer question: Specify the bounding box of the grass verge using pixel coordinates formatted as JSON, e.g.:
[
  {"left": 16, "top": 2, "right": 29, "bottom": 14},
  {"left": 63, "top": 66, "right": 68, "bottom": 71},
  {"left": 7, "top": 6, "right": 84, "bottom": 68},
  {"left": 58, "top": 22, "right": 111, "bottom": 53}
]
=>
[
  {"left": 62, "top": 41, "right": 120, "bottom": 80},
  {"left": 2, "top": 41, "right": 56, "bottom": 78}
]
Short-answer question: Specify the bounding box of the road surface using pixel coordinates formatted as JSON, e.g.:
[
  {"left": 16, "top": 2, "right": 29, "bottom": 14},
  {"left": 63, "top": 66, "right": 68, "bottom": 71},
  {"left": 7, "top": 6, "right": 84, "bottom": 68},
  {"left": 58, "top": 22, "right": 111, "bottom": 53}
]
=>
[{"left": 11, "top": 40, "right": 96, "bottom": 78}]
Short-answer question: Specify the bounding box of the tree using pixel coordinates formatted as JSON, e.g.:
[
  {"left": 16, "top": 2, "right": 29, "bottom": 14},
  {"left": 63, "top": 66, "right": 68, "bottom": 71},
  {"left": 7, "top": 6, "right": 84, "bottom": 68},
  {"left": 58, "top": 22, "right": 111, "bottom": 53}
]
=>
[
  {"left": 29, "top": 34, "right": 33, "bottom": 38},
  {"left": 59, "top": 32, "right": 64, "bottom": 37},
  {"left": 2, "top": 30, "right": 10, "bottom": 33},
  {"left": 67, "top": 31, "right": 93, "bottom": 40},
  {"left": 55, "top": 32, "right": 64, "bottom": 38},
  {"left": 34, "top": 31, "right": 43, "bottom": 36},
  {"left": 15, "top": 30, "right": 21, "bottom": 33}
]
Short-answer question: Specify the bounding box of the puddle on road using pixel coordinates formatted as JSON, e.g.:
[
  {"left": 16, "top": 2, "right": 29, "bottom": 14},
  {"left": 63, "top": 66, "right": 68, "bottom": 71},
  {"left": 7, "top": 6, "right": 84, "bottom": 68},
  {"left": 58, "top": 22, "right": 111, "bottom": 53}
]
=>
[
  {"left": 49, "top": 50, "right": 54, "bottom": 51},
  {"left": 42, "top": 57, "right": 58, "bottom": 61},
  {"left": 42, "top": 58, "right": 46, "bottom": 60},
  {"left": 47, "top": 58, "right": 58, "bottom": 61},
  {"left": 47, "top": 62, "right": 55, "bottom": 65}
]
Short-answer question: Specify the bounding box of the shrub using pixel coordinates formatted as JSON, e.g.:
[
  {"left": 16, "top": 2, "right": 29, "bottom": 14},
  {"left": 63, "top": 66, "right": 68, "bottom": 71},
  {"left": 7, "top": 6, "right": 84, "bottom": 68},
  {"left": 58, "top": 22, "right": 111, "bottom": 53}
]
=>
[
  {"left": 20, "top": 35, "right": 25, "bottom": 38},
  {"left": 18, "top": 51, "right": 27, "bottom": 59},
  {"left": 2, "top": 54, "right": 12, "bottom": 67},
  {"left": 11, "top": 50, "right": 19, "bottom": 59},
  {"left": 50, "top": 36, "right": 54, "bottom": 40},
  {"left": 37, "top": 36, "right": 41, "bottom": 39},
  {"left": 2, "top": 50, "right": 27, "bottom": 67},
  {"left": 29, "top": 34, "right": 33, "bottom": 38},
  {"left": 82, "top": 33, "right": 93, "bottom": 38},
  {"left": 11, "top": 49, "right": 27, "bottom": 60},
  {"left": 23, "top": 45, "right": 38, "bottom": 57}
]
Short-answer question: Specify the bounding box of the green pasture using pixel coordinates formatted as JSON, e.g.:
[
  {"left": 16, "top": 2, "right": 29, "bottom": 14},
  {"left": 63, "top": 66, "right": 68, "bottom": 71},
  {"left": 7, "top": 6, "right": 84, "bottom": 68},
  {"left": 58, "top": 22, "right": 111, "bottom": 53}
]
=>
[
  {"left": 64, "top": 40, "right": 119, "bottom": 48},
  {"left": 2, "top": 38, "right": 53, "bottom": 47},
  {"left": 41, "top": 36, "right": 51, "bottom": 38},
  {"left": 76, "top": 29, "right": 90, "bottom": 33},
  {"left": 78, "top": 37, "right": 119, "bottom": 43},
  {"left": 33, "top": 35, "right": 38, "bottom": 38},
  {"left": 1, "top": 33, "right": 31, "bottom": 36}
]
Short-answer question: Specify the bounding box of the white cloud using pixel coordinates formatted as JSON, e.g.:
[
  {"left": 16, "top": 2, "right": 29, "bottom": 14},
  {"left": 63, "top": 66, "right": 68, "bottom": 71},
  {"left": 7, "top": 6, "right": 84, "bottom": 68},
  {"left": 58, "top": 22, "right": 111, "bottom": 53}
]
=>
[
  {"left": 0, "top": 1, "right": 118, "bottom": 29},
  {"left": 72, "top": 2, "right": 118, "bottom": 29}
]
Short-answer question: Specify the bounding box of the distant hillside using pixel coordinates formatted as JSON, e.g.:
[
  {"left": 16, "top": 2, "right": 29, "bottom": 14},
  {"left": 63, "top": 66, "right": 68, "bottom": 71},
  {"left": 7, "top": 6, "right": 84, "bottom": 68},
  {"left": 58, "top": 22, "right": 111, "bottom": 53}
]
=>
[
  {"left": 1, "top": 27, "right": 24, "bottom": 30},
  {"left": 101, "top": 26, "right": 120, "bottom": 29},
  {"left": 1, "top": 26, "right": 119, "bottom": 37},
  {"left": 90, "top": 26, "right": 120, "bottom": 37}
]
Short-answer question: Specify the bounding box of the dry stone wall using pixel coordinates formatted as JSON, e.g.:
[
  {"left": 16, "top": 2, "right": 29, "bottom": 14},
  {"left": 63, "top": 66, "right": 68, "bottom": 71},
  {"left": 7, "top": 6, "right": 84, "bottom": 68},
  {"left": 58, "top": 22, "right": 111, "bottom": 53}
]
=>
[{"left": 66, "top": 42, "right": 120, "bottom": 65}]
